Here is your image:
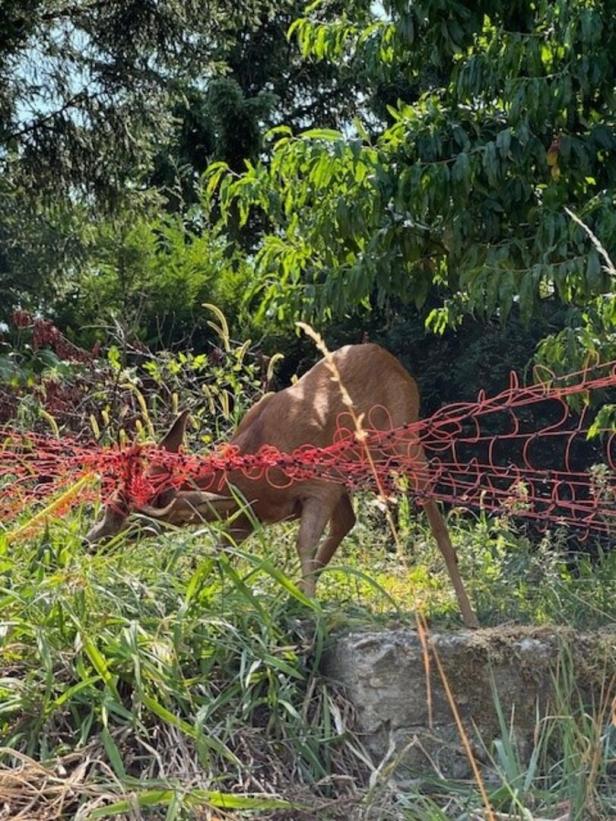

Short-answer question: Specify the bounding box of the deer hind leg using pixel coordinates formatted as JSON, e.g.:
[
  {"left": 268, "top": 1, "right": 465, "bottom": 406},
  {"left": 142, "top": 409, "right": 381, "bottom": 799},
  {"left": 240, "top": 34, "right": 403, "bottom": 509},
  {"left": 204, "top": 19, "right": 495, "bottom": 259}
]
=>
[
  {"left": 296, "top": 497, "right": 335, "bottom": 597},
  {"left": 401, "top": 439, "right": 479, "bottom": 629},
  {"left": 314, "top": 493, "right": 356, "bottom": 573}
]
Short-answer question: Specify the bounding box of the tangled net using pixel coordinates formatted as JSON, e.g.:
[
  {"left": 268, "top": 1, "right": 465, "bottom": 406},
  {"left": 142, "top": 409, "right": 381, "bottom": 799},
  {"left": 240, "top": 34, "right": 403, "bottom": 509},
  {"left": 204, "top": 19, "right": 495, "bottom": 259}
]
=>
[{"left": 1, "top": 360, "right": 615, "bottom": 540}]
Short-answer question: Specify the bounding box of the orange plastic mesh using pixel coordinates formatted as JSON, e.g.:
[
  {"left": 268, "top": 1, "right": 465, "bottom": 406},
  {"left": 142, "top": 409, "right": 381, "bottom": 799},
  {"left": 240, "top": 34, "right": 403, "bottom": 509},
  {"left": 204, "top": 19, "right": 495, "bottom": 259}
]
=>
[{"left": 2, "top": 361, "right": 614, "bottom": 539}]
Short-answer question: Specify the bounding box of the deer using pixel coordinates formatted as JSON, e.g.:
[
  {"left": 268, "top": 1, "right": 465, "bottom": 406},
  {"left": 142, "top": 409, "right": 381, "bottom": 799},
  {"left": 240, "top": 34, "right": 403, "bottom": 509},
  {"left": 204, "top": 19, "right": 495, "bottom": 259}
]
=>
[{"left": 85, "top": 343, "right": 479, "bottom": 628}]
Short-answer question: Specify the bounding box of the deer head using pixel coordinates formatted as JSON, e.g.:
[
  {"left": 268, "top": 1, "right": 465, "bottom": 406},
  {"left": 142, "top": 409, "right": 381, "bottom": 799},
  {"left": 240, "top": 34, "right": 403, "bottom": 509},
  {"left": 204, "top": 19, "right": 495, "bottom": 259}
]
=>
[{"left": 84, "top": 411, "right": 235, "bottom": 544}]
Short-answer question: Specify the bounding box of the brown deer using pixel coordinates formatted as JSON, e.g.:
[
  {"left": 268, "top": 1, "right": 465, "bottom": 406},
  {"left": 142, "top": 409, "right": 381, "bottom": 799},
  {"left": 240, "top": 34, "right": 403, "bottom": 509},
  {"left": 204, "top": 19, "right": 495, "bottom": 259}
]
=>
[{"left": 86, "top": 344, "right": 479, "bottom": 628}]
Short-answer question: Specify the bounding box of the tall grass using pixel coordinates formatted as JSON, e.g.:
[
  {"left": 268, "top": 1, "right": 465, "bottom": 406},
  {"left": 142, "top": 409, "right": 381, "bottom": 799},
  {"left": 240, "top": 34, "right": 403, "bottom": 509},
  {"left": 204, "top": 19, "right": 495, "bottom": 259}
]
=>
[
  {"left": 2, "top": 313, "right": 615, "bottom": 816},
  {"left": 0, "top": 516, "right": 359, "bottom": 817},
  {"left": 2, "top": 503, "right": 616, "bottom": 818}
]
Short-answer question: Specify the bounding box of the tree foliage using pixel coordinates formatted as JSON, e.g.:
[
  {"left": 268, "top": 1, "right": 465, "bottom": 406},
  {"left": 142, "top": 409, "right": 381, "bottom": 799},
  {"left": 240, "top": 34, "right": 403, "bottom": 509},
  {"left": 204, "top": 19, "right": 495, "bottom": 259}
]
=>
[
  {"left": 57, "top": 213, "right": 252, "bottom": 347},
  {"left": 2, "top": 0, "right": 615, "bottom": 375},
  {"left": 0, "top": 0, "right": 246, "bottom": 317},
  {"left": 0, "top": 0, "right": 272, "bottom": 200},
  {"left": 206, "top": 0, "right": 616, "bottom": 365},
  {"left": 0, "top": 0, "right": 371, "bottom": 322},
  {"left": 150, "top": 1, "right": 371, "bottom": 205}
]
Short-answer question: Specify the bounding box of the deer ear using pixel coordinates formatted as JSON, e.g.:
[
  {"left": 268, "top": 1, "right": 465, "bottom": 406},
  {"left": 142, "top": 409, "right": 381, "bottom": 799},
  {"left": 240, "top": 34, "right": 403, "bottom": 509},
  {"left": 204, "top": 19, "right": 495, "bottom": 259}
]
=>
[{"left": 159, "top": 410, "right": 190, "bottom": 452}]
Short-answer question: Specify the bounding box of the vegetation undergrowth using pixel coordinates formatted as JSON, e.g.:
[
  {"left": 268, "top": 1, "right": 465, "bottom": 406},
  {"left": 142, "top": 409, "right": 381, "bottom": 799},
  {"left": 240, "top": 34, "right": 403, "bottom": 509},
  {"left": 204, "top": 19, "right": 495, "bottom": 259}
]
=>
[
  {"left": 1, "top": 500, "right": 615, "bottom": 818},
  {"left": 1, "top": 314, "right": 614, "bottom": 817}
]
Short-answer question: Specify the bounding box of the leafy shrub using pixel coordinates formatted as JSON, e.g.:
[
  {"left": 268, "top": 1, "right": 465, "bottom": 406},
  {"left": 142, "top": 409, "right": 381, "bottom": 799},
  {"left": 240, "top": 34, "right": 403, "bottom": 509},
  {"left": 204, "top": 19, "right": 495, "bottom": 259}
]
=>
[
  {"left": 54, "top": 211, "right": 255, "bottom": 350},
  {"left": 0, "top": 308, "right": 271, "bottom": 444}
]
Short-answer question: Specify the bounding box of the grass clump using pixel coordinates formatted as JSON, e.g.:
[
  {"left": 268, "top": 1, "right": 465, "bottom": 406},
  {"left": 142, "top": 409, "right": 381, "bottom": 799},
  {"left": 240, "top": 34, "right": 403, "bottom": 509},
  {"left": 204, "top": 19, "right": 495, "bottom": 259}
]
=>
[{"left": 0, "top": 520, "right": 366, "bottom": 818}]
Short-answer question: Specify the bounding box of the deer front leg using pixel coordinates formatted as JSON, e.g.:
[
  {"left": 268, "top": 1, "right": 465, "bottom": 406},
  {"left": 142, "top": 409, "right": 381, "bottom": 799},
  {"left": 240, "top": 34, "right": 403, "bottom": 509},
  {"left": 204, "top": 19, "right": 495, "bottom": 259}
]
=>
[
  {"left": 314, "top": 494, "right": 356, "bottom": 572},
  {"left": 296, "top": 497, "right": 334, "bottom": 597},
  {"left": 399, "top": 435, "right": 479, "bottom": 629}
]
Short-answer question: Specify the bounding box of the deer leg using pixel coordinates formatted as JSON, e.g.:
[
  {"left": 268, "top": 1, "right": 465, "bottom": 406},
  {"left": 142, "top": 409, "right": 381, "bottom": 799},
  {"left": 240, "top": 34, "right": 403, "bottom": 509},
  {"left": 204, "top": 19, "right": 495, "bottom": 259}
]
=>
[
  {"left": 422, "top": 498, "right": 479, "bottom": 629},
  {"left": 220, "top": 513, "right": 254, "bottom": 548},
  {"left": 296, "top": 497, "right": 334, "bottom": 597},
  {"left": 399, "top": 435, "right": 479, "bottom": 629},
  {"left": 314, "top": 494, "right": 356, "bottom": 572}
]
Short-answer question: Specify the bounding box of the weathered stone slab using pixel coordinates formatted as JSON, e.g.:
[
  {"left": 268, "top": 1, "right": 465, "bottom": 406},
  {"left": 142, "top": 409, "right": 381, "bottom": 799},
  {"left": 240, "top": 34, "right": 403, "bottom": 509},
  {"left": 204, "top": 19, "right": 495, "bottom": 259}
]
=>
[{"left": 323, "top": 626, "right": 616, "bottom": 779}]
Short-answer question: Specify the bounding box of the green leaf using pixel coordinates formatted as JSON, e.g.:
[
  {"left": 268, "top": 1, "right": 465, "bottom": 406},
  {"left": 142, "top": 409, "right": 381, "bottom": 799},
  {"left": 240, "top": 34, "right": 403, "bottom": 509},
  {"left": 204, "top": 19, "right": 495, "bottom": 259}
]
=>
[
  {"left": 299, "top": 128, "right": 342, "bottom": 141},
  {"left": 82, "top": 635, "right": 119, "bottom": 699},
  {"left": 353, "top": 117, "right": 371, "bottom": 143},
  {"left": 184, "top": 558, "right": 215, "bottom": 605},
  {"left": 518, "top": 271, "right": 536, "bottom": 321},
  {"left": 88, "top": 788, "right": 297, "bottom": 818},
  {"left": 53, "top": 676, "right": 101, "bottom": 707},
  {"left": 203, "top": 161, "right": 229, "bottom": 197},
  {"left": 452, "top": 152, "right": 470, "bottom": 185},
  {"left": 265, "top": 125, "right": 293, "bottom": 140},
  {"left": 101, "top": 726, "right": 127, "bottom": 780},
  {"left": 496, "top": 128, "right": 511, "bottom": 157},
  {"left": 586, "top": 251, "right": 602, "bottom": 292},
  {"left": 142, "top": 694, "right": 197, "bottom": 739},
  {"left": 399, "top": 13, "right": 414, "bottom": 44}
]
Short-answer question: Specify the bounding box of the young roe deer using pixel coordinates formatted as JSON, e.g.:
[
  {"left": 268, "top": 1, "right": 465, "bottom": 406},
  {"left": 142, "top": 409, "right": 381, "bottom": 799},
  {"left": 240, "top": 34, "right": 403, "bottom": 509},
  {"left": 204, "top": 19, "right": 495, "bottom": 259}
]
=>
[{"left": 86, "top": 343, "right": 479, "bottom": 628}]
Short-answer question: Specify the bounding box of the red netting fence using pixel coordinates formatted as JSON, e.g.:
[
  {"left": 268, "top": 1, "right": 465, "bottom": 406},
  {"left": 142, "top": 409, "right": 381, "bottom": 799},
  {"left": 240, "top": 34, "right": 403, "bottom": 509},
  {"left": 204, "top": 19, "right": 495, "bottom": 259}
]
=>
[{"left": 1, "top": 360, "right": 615, "bottom": 540}]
